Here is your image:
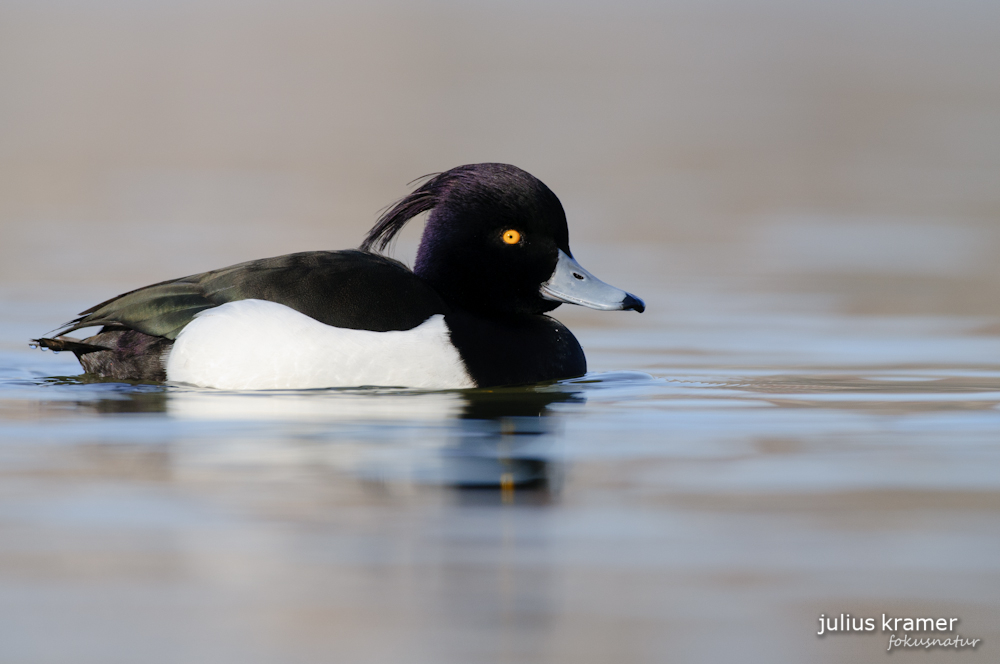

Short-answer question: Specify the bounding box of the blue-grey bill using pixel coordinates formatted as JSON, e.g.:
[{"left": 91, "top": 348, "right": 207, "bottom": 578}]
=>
[{"left": 539, "top": 250, "right": 645, "bottom": 312}]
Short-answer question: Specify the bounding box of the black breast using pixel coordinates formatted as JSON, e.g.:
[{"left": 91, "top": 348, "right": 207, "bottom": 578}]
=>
[{"left": 444, "top": 312, "right": 586, "bottom": 388}]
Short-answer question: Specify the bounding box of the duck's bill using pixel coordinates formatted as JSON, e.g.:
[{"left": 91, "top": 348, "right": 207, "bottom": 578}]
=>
[{"left": 540, "top": 250, "right": 645, "bottom": 312}]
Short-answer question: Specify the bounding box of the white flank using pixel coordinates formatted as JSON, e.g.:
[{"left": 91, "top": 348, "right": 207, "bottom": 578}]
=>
[{"left": 165, "top": 299, "right": 475, "bottom": 390}]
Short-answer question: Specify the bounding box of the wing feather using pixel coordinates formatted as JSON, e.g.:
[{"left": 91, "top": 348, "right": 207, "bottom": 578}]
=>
[{"left": 52, "top": 250, "right": 447, "bottom": 340}]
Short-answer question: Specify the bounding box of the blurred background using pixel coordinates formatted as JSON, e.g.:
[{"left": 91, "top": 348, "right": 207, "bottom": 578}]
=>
[
  {"left": 2, "top": 0, "right": 998, "bottom": 309},
  {"left": 2, "top": 1, "right": 1000, "bottom": 663}
]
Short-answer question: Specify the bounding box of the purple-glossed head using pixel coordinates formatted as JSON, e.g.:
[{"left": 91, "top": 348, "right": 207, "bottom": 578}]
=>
[{"left": 360, "top": 163, "right": 644, "bottom": 317}]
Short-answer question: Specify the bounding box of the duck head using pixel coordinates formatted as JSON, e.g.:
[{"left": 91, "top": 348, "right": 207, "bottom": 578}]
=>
[{"left": 361, "top": 163, "right": 644, "bottom": 317}]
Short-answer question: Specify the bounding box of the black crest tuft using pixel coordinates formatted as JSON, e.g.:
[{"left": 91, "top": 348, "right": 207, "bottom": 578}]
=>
[
  {"left": 360, "top": 164, "right": 549, "bottom": 254},
  {"left": 360, "top": 172, "right": 447, "bottom": 254}
]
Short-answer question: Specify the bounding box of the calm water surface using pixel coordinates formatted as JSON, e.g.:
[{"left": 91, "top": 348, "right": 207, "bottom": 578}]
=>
[{"left": 2, "top": 263, "right": 999, "bottom": 664}]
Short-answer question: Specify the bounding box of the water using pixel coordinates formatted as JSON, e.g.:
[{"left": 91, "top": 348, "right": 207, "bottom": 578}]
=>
[{"left": 3, "top": 265, "right": 1000, "bottom": 663}]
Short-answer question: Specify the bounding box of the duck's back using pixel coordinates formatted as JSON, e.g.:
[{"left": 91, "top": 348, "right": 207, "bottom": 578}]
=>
[{"left": 75, "top": 250, "right": 448, "bottom": 337}]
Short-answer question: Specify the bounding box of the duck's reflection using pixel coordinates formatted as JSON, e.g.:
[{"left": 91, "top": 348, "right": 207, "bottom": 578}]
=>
[
  {"left": 444, "top": 388, "right": 582, "bottom": 501},
  {"left": 60, "top": 378, "right": 584, "bottom": 496}
]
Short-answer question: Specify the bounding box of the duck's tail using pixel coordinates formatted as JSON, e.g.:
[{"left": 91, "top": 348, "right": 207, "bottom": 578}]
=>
[
  {"left": 32, "top": 336, "right": 110, "bottom": 356},
  {"left": 33, "top": 330, "right": 171, "bottom": 382}
]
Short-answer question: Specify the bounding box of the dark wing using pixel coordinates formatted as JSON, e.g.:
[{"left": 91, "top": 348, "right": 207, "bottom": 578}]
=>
[{"left": 53, "top": 250, "right": 449, "bottom": 340}]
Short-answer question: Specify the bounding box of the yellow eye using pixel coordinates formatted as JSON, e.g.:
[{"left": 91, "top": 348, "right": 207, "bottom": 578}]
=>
[{"left": 502, "top": 229, "right": 521, "bottom": 245}]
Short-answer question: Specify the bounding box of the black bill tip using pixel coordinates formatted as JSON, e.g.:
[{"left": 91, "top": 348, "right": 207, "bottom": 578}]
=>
[{"left": 622, "top": 293, "right": 645, "bottom": 313}]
